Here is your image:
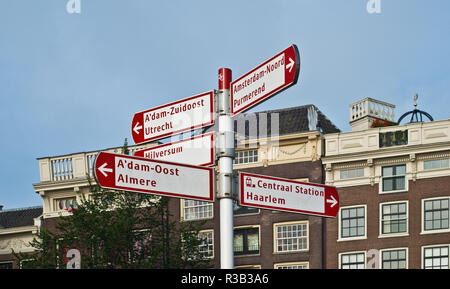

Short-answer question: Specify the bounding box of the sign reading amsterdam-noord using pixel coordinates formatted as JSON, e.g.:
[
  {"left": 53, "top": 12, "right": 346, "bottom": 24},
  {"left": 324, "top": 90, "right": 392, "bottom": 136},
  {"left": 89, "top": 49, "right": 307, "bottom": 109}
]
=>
[
  {"left": 134, "top": 133, "right": 215, "bottom": 167},
  {"left": 239, "top": 172, "right": 339, "bottom": 217},
  {"left": 94, "top": 152, "right": 215, "bottom": 202},
  {"left": 131, "top": 91, "right": 214, "bottom": 145},
  {"left": 231, "top": 45, "right": 300, "bottom": 116}
]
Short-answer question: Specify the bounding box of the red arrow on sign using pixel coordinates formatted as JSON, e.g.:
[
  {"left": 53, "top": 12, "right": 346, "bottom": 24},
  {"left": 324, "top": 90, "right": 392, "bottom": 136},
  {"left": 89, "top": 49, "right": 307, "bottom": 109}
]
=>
[
  {"left": 94, "top": 152, "right": 215, "bottom": 202},
  {"left": 239, "top": 172, "right": 339, "bottom": 218},
  {"left": 231, "top": 45, "right": 300, "bottom": 116}
]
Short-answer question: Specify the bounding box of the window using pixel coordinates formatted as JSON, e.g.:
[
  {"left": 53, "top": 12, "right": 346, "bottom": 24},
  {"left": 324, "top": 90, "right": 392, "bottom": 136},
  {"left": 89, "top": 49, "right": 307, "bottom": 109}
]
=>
[
  {"left": 381, "top": 249, "right": 407, "bottom": 269},
  {"left": 182, "top": 199, "right": 213, "bottom": 221},
  {"left": 382, "top": 165, "right": 406, "bottom": 193},
  {"left": 274, "top": 222, "right": 308, "bottom": 253},
  {"left": 234, "top": 227, "right": 259, "bottom": 256},
  {"left": 423, "top": 245, "right": 449, "bottom": 269},
  {"left": 423, "top": 198, "right": 450, "bottom": 232},
  {"left": 380, "top": 202, "right": 408, "bottom": 235},
  {"left": 340, "top": 206, "right": 366, "bottom": 239},
  {"left": 233, "top": 201, "right": 259, "bottom": 215},
  {"left": 424, "top": 159, "right": 449, "bottom": 170},
  {"left": 234, "top": 149, "right": 258, "bottom": 165},
  {"left": 275, "top": 262, "right": 309, "bottom": 269},
  {"left": 0, "top": 262, "right": 13, "bottom": 269},
  {"left": 198, "top": 230, "right": 214, "bottom": 259},
  {"left": 340, "top": 252, "right": 365, "bottom": 269},
  {"left": 340, "top": 168, "right": 364, "bottom": 179}
]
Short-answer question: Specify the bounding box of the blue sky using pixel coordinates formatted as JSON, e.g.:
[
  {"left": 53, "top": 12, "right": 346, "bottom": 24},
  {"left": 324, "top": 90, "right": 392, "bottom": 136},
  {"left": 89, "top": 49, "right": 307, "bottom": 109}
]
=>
[{"left": 1, "top": 0, "right": 450, "bottom": 209}]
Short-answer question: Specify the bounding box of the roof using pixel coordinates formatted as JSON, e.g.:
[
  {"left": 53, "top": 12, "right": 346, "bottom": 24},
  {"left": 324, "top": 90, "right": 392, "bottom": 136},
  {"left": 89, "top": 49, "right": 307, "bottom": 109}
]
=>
[
  {"left": 0, "top": 206, "right": 43, "bottom": 229},
  {"left": 228, "top": 105, "right": 340, "bottom": 139}
]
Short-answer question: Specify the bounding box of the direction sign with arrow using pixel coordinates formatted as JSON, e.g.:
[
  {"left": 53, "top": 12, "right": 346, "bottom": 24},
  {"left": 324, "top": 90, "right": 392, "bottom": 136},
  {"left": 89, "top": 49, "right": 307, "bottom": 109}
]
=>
[
  {"left": 231, "top": 45, "right": 300, "bottom": 116},
  {"left": 239, "top": 172, "right": 339, "bottom": 217},
  {"left": 94, "top": 152, "right": 215, "bottom": 202},
  {"left": 131, "top": 91, "right": 215, "bottom": 145}
]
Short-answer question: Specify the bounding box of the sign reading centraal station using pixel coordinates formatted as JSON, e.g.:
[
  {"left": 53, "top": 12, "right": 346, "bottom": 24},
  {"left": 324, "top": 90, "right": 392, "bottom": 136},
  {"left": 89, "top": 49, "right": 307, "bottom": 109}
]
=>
[{"left": 239, "top": 172, "right": 339, "bottom": 217}]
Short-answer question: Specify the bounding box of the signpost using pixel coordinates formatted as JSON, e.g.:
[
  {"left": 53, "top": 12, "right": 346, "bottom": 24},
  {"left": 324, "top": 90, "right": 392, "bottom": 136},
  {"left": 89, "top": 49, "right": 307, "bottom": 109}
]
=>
[
  {"left": 94, "top": 45, "right": 309, "bottom": 269},
  {"left": 94, "top": 151, "right": 215, "bottom": 202},
  {"left": 239, "top": 172, "right": 339, "bottom": 218},
  {"left": 131, "top": 91, "right": 215, "bottom": 145},
  {"left": 231, "top": 45, "right": 300, "bottom": 116},
  {"left": 134, "top": 132, "right": 215, "bottom": 167}
]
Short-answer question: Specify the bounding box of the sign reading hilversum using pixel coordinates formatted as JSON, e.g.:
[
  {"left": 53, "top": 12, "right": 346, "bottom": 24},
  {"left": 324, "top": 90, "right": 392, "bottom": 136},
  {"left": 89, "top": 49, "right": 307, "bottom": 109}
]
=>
[
  {"left": 94, "top": 152, "right": 215, "bottom": 202},
  {"left": 131, "top": 91, "right": 214, "bottom": 145},
  {"left": 239, "top": 172, "right": 339, "bottom": 217},
  {"left": 134, "top": 133, "right": 215, "bottom": 167},
  {"left": 231, "top": 45, "right": 300, "bottom": 116}
]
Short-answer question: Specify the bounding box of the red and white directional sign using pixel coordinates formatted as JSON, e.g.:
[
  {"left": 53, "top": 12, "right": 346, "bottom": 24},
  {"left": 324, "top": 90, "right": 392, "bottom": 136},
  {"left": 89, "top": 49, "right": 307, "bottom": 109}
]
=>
[
  {"left": 239, "top": 172, "right": 339, "bottom": 217},
  {"left": 94, "top": 152, "right": 215, "bottom": 202},
  {"left": 134, "top": 133, "right": 215, "bottom": 167},
  {"left": 231, "top": 45, "right": 300, "bottom": 116},
  {"left": 131, "top": 91, "right": 215, "bottom": 145}
]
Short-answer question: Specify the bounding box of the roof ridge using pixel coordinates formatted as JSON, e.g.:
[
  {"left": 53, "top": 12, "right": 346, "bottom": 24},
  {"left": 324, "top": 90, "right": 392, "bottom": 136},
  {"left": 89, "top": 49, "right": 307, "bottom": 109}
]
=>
[{"left": 0, "top": 206, "right": 43, "bottom": 213}]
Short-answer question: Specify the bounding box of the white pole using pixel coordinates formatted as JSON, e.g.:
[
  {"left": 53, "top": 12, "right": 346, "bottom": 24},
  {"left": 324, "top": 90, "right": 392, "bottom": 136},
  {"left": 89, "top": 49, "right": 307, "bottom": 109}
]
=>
[{"left": 217, "top": 68, "right": 234, "bottom": 269}]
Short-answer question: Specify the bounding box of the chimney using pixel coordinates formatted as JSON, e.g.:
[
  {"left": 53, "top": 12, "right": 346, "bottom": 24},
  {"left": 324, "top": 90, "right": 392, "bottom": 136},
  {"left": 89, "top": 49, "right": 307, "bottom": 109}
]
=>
[
  {"left": 349, "top": 98, "right": 396, "bottom": 131},
  {"left": 0, "top": 205, "right": 3, "bottom": 211}
]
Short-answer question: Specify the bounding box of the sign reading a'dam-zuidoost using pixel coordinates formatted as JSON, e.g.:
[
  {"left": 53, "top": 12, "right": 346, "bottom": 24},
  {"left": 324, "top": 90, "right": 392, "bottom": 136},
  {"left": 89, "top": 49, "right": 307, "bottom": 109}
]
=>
[
  {"left": 131, "top": 91, "right": 214, "bottom": 145},
  {"left": 239, "top": 172, "right": 339, "bottom": 217},
  {"left": 231, "top": 45, "right": 300, "bottom": 116},
  {"left": 94, "top": 152, "right": 215, "bottom": 202}
]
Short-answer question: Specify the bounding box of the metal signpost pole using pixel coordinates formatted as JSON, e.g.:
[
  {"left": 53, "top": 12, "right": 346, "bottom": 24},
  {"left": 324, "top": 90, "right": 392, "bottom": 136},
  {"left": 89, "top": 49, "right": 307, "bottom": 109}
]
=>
[{"left": 217, "top": 68, "right": 234, "bottom": 269}]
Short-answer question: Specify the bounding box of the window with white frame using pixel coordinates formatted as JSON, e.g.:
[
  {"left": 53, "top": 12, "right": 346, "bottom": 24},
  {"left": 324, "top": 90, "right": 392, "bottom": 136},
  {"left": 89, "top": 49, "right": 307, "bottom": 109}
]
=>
[
  {"left": 380, "top": 202, "right": 408, "bottom": 235},
  {"left": 423, "top": 198, "right": 450, "bottom": 232},
  {"left": 424, "top": 159, "right": 450, "bottom": 170},
  {"left": 198, "top": 230, "right": 214, "bottom": 259},
  {"left": 275, "top": 262, "right": 309, "bottom": 269},
  {"left": 274, "top": 222, "right": 308, "bottom": 253},
  {"left": 381, "top": 249, "right": 407, "bottom": 269},
  {"left": 340, "top": 168, "right": 364, "bottom": 179},
  {"left": 182, "top": 199, "right": 213, "bottom": 221},
  {"left": 381, "top": 165, "right": 406, "bottom": 193},
  {"left": 234, "top": 149, "right": 258, "bottom": 165},
  {"left": 340, "top": 252, "right": 365, "bottom": 269},
  {"left": 340, "top": 206, "right": 366, "bottom": 239},
  {"left": 423, "top": 245, "right": 449, "bottom": 269}
]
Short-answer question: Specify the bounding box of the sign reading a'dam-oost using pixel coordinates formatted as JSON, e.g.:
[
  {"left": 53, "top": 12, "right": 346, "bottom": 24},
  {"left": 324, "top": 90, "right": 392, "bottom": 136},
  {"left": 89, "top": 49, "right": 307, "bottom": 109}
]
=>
[
  {"left": 231, "top": 45, "right": 300, "bottom": 116},
  {"left": 94, "top": 152, "right": 215, "bottom": 202},
  {"left": 239, "top": 172, "right": 339, "bottom": 217},
  {"left": 131, "top": 91, "right": 214, "bottom": 145},
  {"left": 134, "top": 132, "right": 215, "bottom": 167}
]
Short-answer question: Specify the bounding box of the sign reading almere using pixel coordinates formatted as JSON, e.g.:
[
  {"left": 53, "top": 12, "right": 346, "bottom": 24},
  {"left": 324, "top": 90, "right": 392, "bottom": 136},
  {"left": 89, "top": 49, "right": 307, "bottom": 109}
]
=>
[
  {"left": 231, "top": 45, "right": 300, "bottom": 116},
  {"left": 131, "top": 91, "right": 214, "bottom": 145},
  {"left": 239, "top": 172, "right": 339, "bottom": 218},
  {"left": 94, "top": 152, "right": 215, "bottom": 202}
]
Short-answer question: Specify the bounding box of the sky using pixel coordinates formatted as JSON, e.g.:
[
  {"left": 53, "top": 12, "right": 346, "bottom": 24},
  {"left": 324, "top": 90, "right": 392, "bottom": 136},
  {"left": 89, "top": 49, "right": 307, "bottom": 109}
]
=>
[{"left": 1, "top": 0, "right": 450, "bottom": 209}]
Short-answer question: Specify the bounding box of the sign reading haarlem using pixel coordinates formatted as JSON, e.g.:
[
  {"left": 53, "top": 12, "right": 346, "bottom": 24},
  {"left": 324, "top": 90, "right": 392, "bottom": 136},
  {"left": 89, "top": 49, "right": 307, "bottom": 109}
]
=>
[{"left": 239, "top": 172, "right": 339, "bottom": 217}]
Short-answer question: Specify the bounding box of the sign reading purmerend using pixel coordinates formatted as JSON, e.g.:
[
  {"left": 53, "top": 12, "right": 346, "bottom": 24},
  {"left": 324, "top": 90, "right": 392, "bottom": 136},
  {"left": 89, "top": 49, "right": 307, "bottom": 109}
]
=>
[
  {"left": 131, "top": 91, "right": 214, "bottom": 145},
  {"left": 239, "top": 172, "right": 339, "bottom": 217},
  {"left": 231, "top": 45, "right": 300, "bottom": 116},
  {"left": 94, "top": 152, "right": 215, "bottom": 202}
]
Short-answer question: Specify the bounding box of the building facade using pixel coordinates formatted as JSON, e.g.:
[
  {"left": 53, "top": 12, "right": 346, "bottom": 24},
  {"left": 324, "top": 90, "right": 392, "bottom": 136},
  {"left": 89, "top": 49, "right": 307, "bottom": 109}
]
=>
[
  {"left": 28, "top": 104, "right": 339, "bottom": 269},
  {"left": 323, "top": 98, "right": 450, "bottom": 269}
]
